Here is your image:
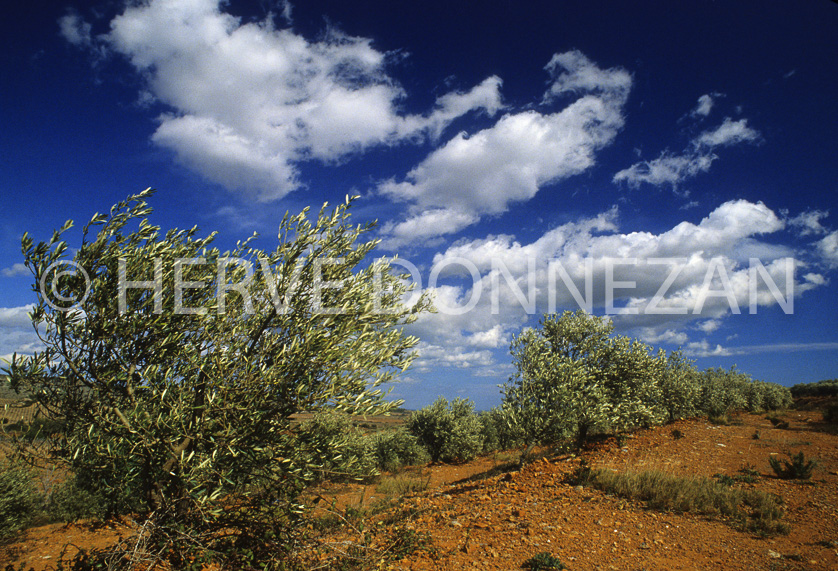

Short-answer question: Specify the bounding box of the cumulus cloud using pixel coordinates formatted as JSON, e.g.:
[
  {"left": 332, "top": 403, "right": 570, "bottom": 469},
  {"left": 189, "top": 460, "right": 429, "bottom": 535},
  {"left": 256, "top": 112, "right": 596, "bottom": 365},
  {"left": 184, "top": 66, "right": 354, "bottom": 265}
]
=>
[
  {"left": 379, "top": 50, "right": 632, "bottom": 246},
  {"left": 66, "top": 0, "right": 503, "bottom": 201},
  {"left": 614, "top": 112, "right": 760, "bottom": 190},
  {"left": 407, "top": 200, "right": 826, "bottom": 371}
]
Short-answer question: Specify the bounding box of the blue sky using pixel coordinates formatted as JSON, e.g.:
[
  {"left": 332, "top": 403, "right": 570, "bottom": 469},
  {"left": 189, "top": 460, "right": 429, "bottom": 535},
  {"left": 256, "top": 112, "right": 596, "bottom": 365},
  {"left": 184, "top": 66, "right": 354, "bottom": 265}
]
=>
[{"left": 1, "top": 0, "right": 837, "bottom": 410}]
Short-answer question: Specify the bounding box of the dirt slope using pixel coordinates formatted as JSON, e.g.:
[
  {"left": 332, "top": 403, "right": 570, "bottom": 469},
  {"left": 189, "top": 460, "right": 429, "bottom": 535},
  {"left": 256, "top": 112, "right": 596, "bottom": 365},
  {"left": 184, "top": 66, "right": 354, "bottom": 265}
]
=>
[
  {"left": 4, "top": 409, "right": 837, "bottom": 570},
  {"left": 313, "top": 410, "right": 838, "bottom": 570}
]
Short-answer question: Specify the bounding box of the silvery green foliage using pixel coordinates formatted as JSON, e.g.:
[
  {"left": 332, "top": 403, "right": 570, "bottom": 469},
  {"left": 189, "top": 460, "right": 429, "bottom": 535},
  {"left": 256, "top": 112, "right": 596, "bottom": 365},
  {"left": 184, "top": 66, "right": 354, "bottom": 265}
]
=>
[
  {"left": 296, "top": 409, "right": 377, "bottom": 482},
  {"left": 504, "top": 310, "right": 666, "bottom": 447},
  {"left": 371, "top": 427, "right": 429, "bottom": 472},
  {"left": 695, "top": 367, "right": 792, "bottom": 416},
  {"left": 4, "top": 189, "right": 430, "bottom": 541},
  {"left": 0, "top": 461, "right": 37, "bottom": 539},
  {"left": 695, "top": 367, "right": 750, "bottom": 418},
  {"left": 406, "top": 397, "right": 484, "bottom": 463},
  {"left": 479, "top": 407, "right": 521, "bottom": 452},
  {"left": 759, "top": 382, "right": 793, "bottom": 410},
  {"left": 660, "top": 350, "right": 700, "bottom": 422}
]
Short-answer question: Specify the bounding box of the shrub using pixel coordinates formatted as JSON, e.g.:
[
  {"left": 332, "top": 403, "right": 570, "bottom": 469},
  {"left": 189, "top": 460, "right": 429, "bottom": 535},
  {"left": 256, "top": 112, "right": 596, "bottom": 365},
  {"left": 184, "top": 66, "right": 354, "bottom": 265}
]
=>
[
  {"left": 4, "top": 191, "right": 430, "bottom": 568},
  {"left": 372, "top": 428, "right": 429, "bottom": 472},
  {"left": 406, "top": 397, "right": 483, "bottom": 463},
  {"left": 504, "top": 311, "right": 665, "bottom": 449},
  {"left": 376, "top": 473, "right": 429, "bottom": 497},
  {"left": 790, "top": 379, "right": 838, "bottom": 398},
  {"left": 578, "top": 467, "right": 788, "bottom": 535},
  {"left": 45, "top": 474, "right": 109, "bottom": 522},
  {"left": 769, "top": 452, "right": 817, "bottom": 480},
  {"left": 766, "top": 416, "right": 790, "bottom": 430},
  {"left": 823, "top": 404, "right": 838, "bottom": 424},
  {"left": 0, "top": 460, "right": 38, "bottom": 539},
  {"left": 660, "top": 350, "right": 699, "bottom": 422},
  {"left": 479, "top": 407, "right": 520, "bottom": 452},
  {"left": 522, "top": 552, "right": 566, "bottom": 570},
  {"left": 297, "top": 409, "right": 378, "bottom": 482},
  {"left": 695, "top": 367, "right": 748, "bottom": 418}
]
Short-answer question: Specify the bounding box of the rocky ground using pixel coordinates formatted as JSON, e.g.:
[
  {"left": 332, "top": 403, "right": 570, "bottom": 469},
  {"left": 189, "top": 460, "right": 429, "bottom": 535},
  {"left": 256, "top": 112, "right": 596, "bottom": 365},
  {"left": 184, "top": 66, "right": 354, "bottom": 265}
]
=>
[
  {"left": 309, "top": 409, "right": 838, "bottom": 570},
  {"left": 3, "top": 408, "right": 837, "bottom": 570}
]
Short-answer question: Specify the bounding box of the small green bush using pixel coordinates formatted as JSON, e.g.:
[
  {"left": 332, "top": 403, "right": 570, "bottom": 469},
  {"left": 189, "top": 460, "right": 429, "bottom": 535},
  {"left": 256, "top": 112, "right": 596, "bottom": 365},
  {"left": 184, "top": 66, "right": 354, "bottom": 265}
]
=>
[
  {"left": 372, "top": 428, "right": 429, "bottom": 472},
  {"left": 479, "top": 407, "right": 520, "bottom": 452},
  {"left": 46, "top": 474, "right": 109, "bottom": 522},
  {"left": 769, "top": 452, "right": 817, "bottom": 480},
  {"left": 376, "top": 473, "right": 429, "bottom": 497},
  {"left": 0, "top": 460, "right": 38, "bottom": 539},
  {"left": 406, "top": 397, "right": 483, "bottom": 463},
  {"left": 297, "top": 409, "right": 378, "bottom": 482},
  {"left": 766, "top": 416, "right": 790, "bottom": 430},
  {"left": 522, "top": 552, "right": 566, "bottom": 570}
]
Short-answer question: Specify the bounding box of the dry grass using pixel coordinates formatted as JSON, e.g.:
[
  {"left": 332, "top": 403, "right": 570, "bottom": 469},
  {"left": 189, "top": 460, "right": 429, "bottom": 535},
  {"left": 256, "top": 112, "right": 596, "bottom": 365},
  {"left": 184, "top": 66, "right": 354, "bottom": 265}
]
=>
[
  {"left": 376, "top": 472, "right": 430, "bottom": 498},
  {"left": 578, "top": 466, "right": 789, "bottom": 535}
]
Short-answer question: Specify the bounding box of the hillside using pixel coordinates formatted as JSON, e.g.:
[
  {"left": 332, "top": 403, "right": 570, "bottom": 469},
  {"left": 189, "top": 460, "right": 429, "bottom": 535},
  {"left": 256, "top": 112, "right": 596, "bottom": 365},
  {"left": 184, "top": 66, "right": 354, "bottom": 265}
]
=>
[{"left": 4, "top": 406, "right": 837, "bottom": 570}]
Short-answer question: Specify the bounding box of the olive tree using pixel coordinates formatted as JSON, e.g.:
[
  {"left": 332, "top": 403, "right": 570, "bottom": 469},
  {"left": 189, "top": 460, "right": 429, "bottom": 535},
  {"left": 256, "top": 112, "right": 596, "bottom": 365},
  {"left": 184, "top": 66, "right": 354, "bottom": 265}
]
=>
[
  {"left": 4, "top": 189, "right": 429, "bottom": 566},
  {"left": 406, "top": 397, "right": 483, "bottom": 463},
  {"left": 659, "top": 349, "right": 700, "bottom": 423},
  {"left": 504, "top": 310, "right": 665, "bottom": 448}
]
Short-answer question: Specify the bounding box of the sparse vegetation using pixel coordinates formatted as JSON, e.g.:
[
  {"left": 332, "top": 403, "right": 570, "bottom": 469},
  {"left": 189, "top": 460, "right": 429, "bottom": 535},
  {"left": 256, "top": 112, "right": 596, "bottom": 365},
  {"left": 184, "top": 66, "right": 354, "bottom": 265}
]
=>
[
  {"left": 769, "top": 452, "right": 817, "bottom": 480},
  {"left": 767, "top": 416, "right": 790, "bottom": 430},
  {"left": 522, "top": 551, "right": 566, "bottom": 570},
  {"left": 0, "top": 461, "right": 38, "bottom": 540},
  {"left": 0, "top": 193, "right": 818, "bottom": 568},
  {"left": 376, "top": 473, "right": 430, "bottom": 497},
  {"left": 576, "top": 467, "right": 789, "bottom": 535}
]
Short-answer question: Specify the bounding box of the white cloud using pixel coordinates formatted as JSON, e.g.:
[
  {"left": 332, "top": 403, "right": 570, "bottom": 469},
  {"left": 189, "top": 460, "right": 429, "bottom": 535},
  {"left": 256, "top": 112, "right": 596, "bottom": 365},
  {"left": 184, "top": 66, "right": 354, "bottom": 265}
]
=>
[
  {"left": 1, "top": 263, "right": 28, "bottom": 278},
  {"left": 637, "top": 328, "right": 688, "bottom": 346},
  {"left": 408, "top": 200, "right": 826, "bottom": 371},
  {"left": 379, "top": 51, "right": 632, "bottom": 247},
  {"left": 697, "top": 319, "right": 722, "bottom": 334},
  {"left": 684, "top": 339, "right": 731, "bottom": 357},
  {"left": 0, "top": 305, "right": 41, "bottom": 364},
  {"left": 59, "top": 10, "right": 93, "bottom": 47},
  {"left": 614, "top": 115, "right": 760, "bottom": 190},
  {"left": 71, "top": 0, "right": 503, "bottom": 201},
  {"left": 0, "top": 306, "right": 34, "bottom": 329},
  {"left": 690, "top": 93, "right": 717, "bottom": 118},
  {"left": 613, "top": 152, "right": 716, "bottom": 189},
  {"left": 694, "top": 117, "right": 760, "bottom": 148},
  {"left": 379, "top": 50, "right": 631, "bottom": 245},
  {"left": 817, "top": 230, "right": 838, "bottom": 268},
  {"left": 788, "top": 209, "right": 829, "bottom": 236}
]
